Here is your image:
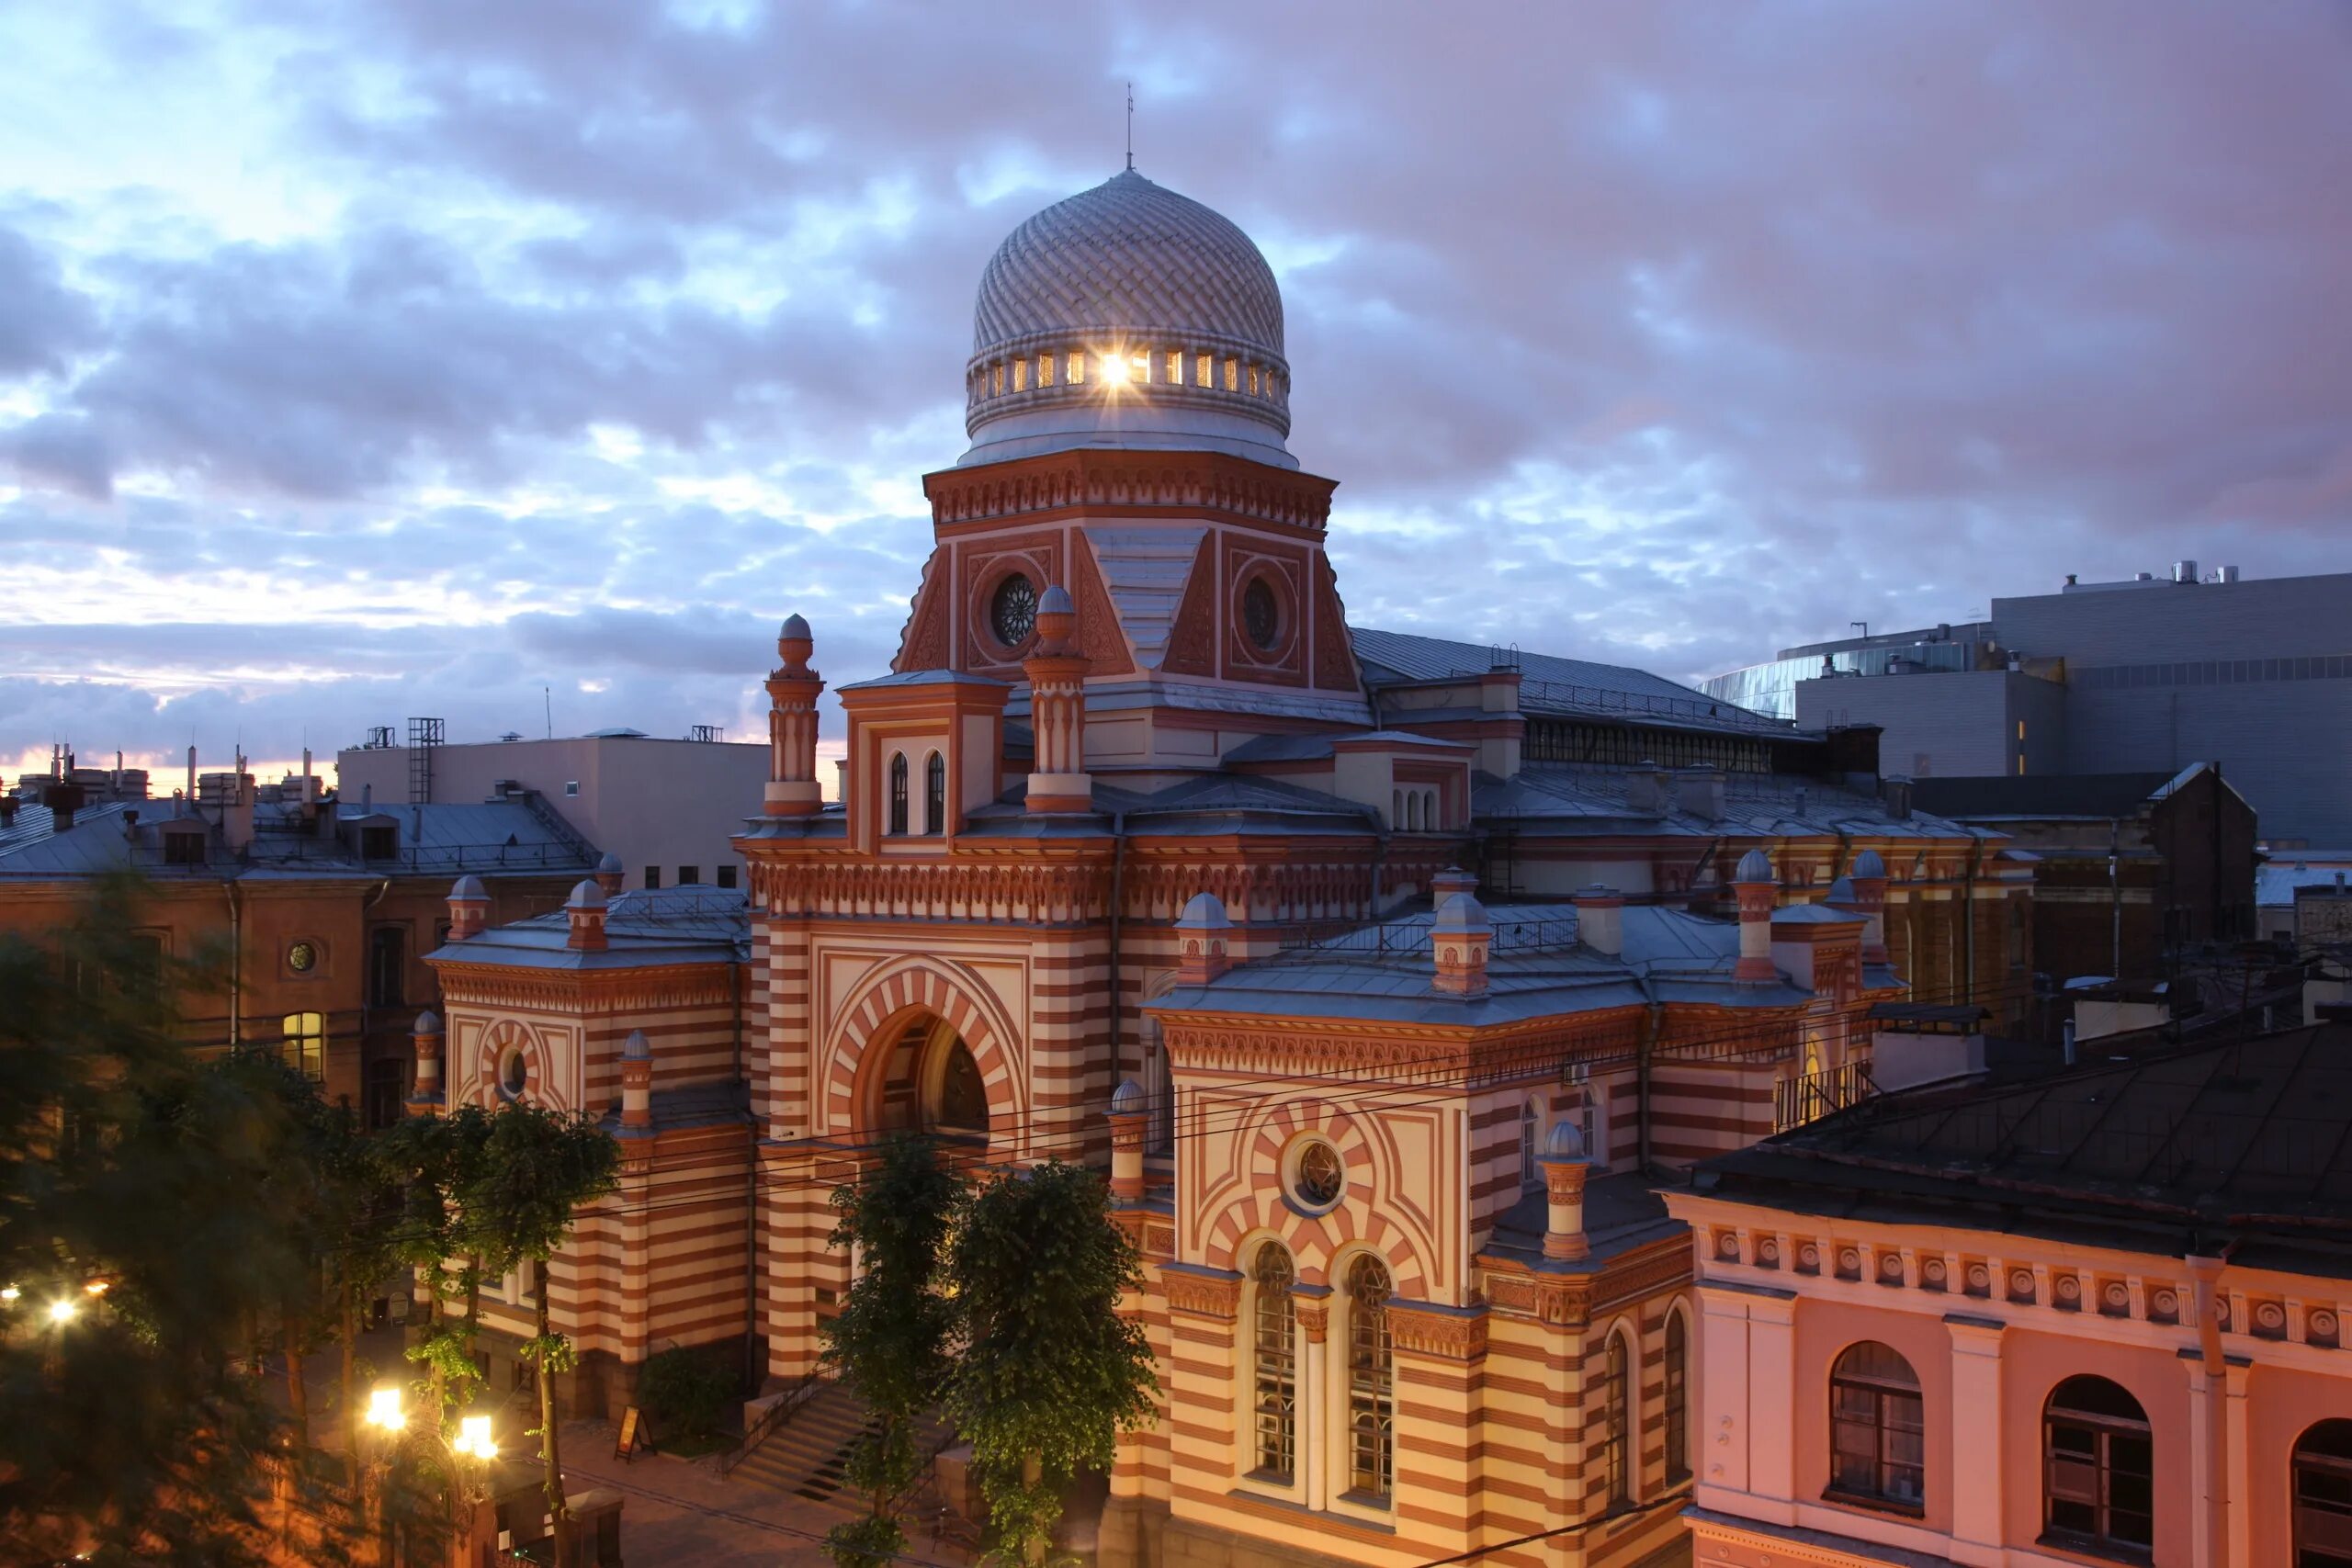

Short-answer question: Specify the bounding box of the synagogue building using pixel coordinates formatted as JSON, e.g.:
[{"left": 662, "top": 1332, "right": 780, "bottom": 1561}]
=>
[{"left": 416, "top": 167, "right": 2027, "bottom": 1568}]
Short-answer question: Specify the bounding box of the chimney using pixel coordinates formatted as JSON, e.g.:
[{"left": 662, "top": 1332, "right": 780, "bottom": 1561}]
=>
[
  {"left": 1624, "top": 764, "right": 1670, "bottom": 816},
  {"left": 0, "top": 797, "right": 18, "bottom": 827},
  {"left": 1174, "top": 892, "right": 1233, "bottom": 985},
  {"left": 1106, "top": 1079, "right": 1148, "bottom": 1202},
  {"left": 594, "top": 852, "right": 625, "bottom": 896},
  {"left": 447, "top": 874, "right": 490, "bottom": 940},
  {"left": 221, "top": 766, "right": 254, "bottom": 854},
  {"left": 43, "top": 782, "right": 84, "bottom": 834},
  {"left": 763, "top": 614, "right": 826, "bottom": 817},
  {"left": 2174, "top": 559, "right": 2198, "bottom": 584},
  {"left": 1847, "top": 849, "right": 1891, "bottom": 963},
  {"left": 1431, "top": 864, "right": 1477, "bottom": 904},
  {"left": 1023, "top": 585, "right": 1093, "bottom": 815},
  {"left": 1732, "top": 849, "right": 1779, "bottom": 984},
  {"left": 1431, "top": 889, "right": 1493, "bottom": 998},
  {"left": 1573, "top": 886, "right": 1623, "bottom": 957},
  {"left": 1882, "top": 777, "right": 1912, "bottom": 820},
  {"left": 1673, "top": 764, "right": 1725, "bottom": 822},
  {"left": 1539, "top": 1119, "right": 1592, "bottom": 1261},
  {"left": 565, "top": 879, "right": 608, "bottom": 952},
  {"left": 408, "top": 1010, "right": 445, "bottom": 1113},
  {"left": 300, "top": 748, "right": 315, "bottom": 806},
  {"left": 620, "top": 1030, "right": 652, "bottom": 1129},
  {"left": 186, "top": 744, "right": 196, "bottom": 802}
]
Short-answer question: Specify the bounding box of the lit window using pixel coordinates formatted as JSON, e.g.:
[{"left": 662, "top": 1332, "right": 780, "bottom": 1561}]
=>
[
  {"left": 1225, "top": 356, "right": 1239, "bottom": 391},
  {"left": 1167, "top": 350, "right": 1182, "bottom": 385},
  {"left": 1252, "top": 1243, "right": 1296, "bottom": 1482},
  {"left": 1136, "top": 347, "right": 1154, "bottom": 382},
  {"left": 1249, "top": 364, "right": 1260, "bottom": 395},
  {"left": 1196, "top": 352, "right": 1212, "bottom": 389},
  {"left": 282, "top": 1011, "right": 324, "bottom": 1081},
  {"left": 993, "top": 363, "right": 1005, "bottom": 395},
  {"left": 2017, "top": 756, "right": 2026, "bottom": 775},
  {"left": 1013, "top": 357, "right": 1028, "bottom": 390},
  {"left": 1101, "top": 351, "right": 1129, "bottom": 383},
  {"left": 1038, "top": 352, "right": 1053, "bottom": 386},
  {"left": 2017, "top": 720, "right": 2027, "bottom": 741},
  {"left": 1068, "top": 353, "right": 1084, "bottom": 385}
]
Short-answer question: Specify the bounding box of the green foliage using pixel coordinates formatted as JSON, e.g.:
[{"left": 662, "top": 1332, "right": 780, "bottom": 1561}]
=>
[
  {"left": 825, "top": 1506, "right": 910, "bottom": 1568},
  {"left": 0, "top": 874, "right": 331, "bottom": 1564},
  {"left": 942, "top": 1160, "right": 1158, "bottom": 1565},
  {"left": 821, "top": 1134, "right": 966, "bottom": 1568},
  {"left": 636, "top": 1345, "right": 739, "bottom": 1442}
]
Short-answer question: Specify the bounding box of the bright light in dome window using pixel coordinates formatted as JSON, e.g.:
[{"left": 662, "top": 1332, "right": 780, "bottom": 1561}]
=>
[{"left": 1101, "top": 352, "right": 1130, "bottom": 384}]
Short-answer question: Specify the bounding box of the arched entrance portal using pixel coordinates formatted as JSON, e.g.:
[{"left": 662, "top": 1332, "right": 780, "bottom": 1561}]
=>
[{"left": 871, "top": 1013, "right": 994, "bottom": 1140}]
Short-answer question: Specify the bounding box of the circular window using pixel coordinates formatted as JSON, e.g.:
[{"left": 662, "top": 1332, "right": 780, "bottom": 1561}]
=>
[
  {"left": 287, "top": 941, "right": 317, "bottom": 974},
  {"left": 1241, "top": 577, "right": 1281, "bottom": 651},
  {"left": 1290, "top": 1139, "right": 1344, "bottom": 1211},
  {"left": 498, "top": 1048, "right": 527, "bottom": 1100},
  {"left": 990, "top": 572, "right": 1037, "bottom": 648}
]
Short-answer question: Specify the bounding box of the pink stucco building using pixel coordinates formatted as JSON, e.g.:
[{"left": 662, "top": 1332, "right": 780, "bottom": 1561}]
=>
[{"left": 1663, "top": 1021, "right": 2352, "bottom": 1568}]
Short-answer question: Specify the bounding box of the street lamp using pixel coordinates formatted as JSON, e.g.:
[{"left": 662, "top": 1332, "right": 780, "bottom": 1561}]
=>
[
  {"left": 47, "top": 1298, "right": 75, "bottom": 1325},
  {"left": 366, "top": 1385, "right": 406, "bottom": 1434},
  {"left": 453, "top": 1414, "right": 497, "bottom": 1461}
]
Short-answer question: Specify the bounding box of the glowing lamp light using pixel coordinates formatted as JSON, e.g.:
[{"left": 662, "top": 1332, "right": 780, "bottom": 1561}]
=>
[
  {"left": 47, "top": 1298, "right": 75, "bottom": 1324},
  {"left": 83, "top": 1280, "right": 108, "bottom": 1296},
  {"left": 366, "top": 1385, "right": 406, "bottom": 1432},
  {"left": 1, "top": 1285, "right": 18, "bottom": 1303},
  {"left": 455, "top": 1414, "right": 496, "bottom": 1460}
]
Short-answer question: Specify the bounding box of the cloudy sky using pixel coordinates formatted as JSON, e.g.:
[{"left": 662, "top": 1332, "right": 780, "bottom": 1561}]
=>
[{"left": 5, "top": 2, "right": 2348, "bottom": 783}]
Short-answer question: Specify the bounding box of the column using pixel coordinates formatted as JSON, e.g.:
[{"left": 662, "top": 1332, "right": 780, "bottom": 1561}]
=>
[
  {"left": 1747, "top": 1291, "right": 1798, "bottom": 1518},
  {"left": 1696, "top": 1285, "right": 1755, "bottom": 1504},
  {"left": 1946, "top": 1314, "right": 2007, "bottom": 1566},
  {"left": 2224, "top": 1361, "right": 2252, "bottom": 1568},
  {"left": 1296, "top": 1290, "right": 1330, "bottom": 1512}
]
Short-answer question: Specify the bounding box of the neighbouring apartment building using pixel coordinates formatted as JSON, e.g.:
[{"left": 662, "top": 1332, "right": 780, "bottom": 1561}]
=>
[
  {"left": 336, "top": 727, "right": 767, "bottom": 894},
  {"left": 1701, "top": 566, "right": 2352, "bottom": 847},
  {"left": 1665, "top": 1021, "right": 2352, "bottom": 1568},
  {"left": 0, "top": 749, "right": 591, "bottom": 1123},
  {"left": 408, "top": 166, "right": 2034, "bottom": 1568}
]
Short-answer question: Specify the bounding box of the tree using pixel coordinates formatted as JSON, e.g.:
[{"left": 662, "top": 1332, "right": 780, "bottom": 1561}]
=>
[
  {"left": 820, "top": 1134, "right": 965, "bottom": 1568},
  {"left": 458, "top": 1101, "right": 620, "bottom": 1561},
  {"left": 0, "top": 874, "right": 324, "bottom": 1564},
  {"left": 944, "top": 1160, "right": 1157, "bottom": 1565},
  {"left": 376, "top": 1102, "right": 493, "bottom": 1446}
]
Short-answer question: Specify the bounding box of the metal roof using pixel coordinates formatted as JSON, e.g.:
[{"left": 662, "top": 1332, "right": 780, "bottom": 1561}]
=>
[
  {"left": 1351, "top": 627, "right": 1794, "bottom": 737},
  {"left": 0, "top": 795, "right": 595, "bottom": 881}
]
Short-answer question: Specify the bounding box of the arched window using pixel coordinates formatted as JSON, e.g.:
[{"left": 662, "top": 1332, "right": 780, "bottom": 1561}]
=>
[
  {"left": 923, "top": 751, "right": 945, "bottom": 836},
  {"left": 1665, "top": 1309, "right": 1690, "bottom": 1484},
  {"left": 1251, "top": 1243, "right": 1297, "bottom": 1483},
  {"left": 1346, "top": 1256, "right": 1394, "bottom": 1503},
  {"left": 1520, "top": 1098, "right": 1542, "bottom": 1190},
  {"left": 887, "top": 753, "right": 909, "bottom": 836},
  {"left": 1406, "top": 793, "right": 1421, "bottom": 831},
  {"left": 1603, "top": 1329, "right": 1634, "bottom": 1506},
  {"left": 1143, "top": 1019, "right": 1174, "bottom": 1156},
  {"left": 1392, "top": 788, "right": 1403, "bottom": 827},
  {"left": 1830, "top": 1341, "right": 1924, "bottom": 1509},
  {"left": 2044, "top": 1375, "right": 2151, "bottom": 1552},
  {"left": 1424, "top": 789, "right": 1439, "bottom": 830},
  {"left": 2295, "top": 1419, "right": 2352, "bottom": 1565}
]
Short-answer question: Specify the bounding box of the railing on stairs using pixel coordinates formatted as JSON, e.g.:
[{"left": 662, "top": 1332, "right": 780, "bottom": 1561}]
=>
[{"left": 718, "top": 1371, "right": 826, "bottom": 1479}]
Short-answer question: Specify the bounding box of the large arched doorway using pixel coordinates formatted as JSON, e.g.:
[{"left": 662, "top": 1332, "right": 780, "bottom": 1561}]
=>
[{"left": 870, "top": 1013, "right": 994, "bottom": 1141}]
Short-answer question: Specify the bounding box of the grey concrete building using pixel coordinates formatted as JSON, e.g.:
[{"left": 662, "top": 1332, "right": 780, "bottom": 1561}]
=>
[{"left": 1702, "top": 564, "right": 2352, "bottom": 846}]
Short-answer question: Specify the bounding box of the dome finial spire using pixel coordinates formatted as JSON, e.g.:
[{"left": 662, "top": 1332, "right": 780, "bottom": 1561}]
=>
[{"left": 1125, "top": 81, "right": 1135, "bottom": 173}]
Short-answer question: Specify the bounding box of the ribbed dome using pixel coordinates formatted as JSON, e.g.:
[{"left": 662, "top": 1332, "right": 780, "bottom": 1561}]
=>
[
  {"left": 973, "top": 170, "right": 1284, "bottom": 361},
  {"left": 958, "top": 170, "right": 1295, "bottom": 470}
]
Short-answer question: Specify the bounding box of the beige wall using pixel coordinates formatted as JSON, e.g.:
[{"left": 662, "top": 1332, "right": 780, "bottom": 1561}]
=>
[{"left": 336, "top": 735, "right": 766, "bottom": 890}]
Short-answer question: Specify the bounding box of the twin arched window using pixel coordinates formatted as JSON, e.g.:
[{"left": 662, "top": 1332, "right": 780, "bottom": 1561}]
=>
[
  {"left": 886, "top": 750, "right": 946, "bottom": 837},
  {"left": 2044, "top": 1375, "right": 2152, "bottom": 1553},
  {"left": 1251, "top": 1243, "right": 1296, "bottom": 1482},
  {"left": 1829, "top": 1341, "right": 1925, "bottom": 1509},
  {"left": 1602, "top": 1330, "right": 1634, "bottom": 1507}
]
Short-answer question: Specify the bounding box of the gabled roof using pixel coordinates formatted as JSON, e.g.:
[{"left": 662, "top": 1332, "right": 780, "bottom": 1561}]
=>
[
  {"left": 1351, "top": 626, "right": 1793, "bottom": 738},
  {"left": 0, "top": 795, "right": 594, "bottom": 881},
  {"left": 430, "top": 885, "right": 751, "bottom": 968}
]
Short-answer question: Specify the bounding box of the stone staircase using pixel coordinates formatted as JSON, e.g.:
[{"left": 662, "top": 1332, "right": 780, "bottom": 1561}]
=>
[{"left": 726, "top": 1382, "right": 957, "bottom": 1507}]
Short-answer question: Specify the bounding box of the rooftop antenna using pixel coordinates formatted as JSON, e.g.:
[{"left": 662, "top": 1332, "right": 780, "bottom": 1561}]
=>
[
  {"left": 545, "top": 686, "right": 553, "bottom": 739},
  {"left": 1125, "top": 82, "right": 1134, "bottom": 172}
]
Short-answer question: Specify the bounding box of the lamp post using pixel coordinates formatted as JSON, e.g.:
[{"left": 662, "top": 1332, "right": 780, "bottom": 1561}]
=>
[
  {"left": 361, "top": 1384, "right": 406, "bottom": 1567},
  {"left": 450, "top": 1413, "right": 501, "bottom": 1557}
]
